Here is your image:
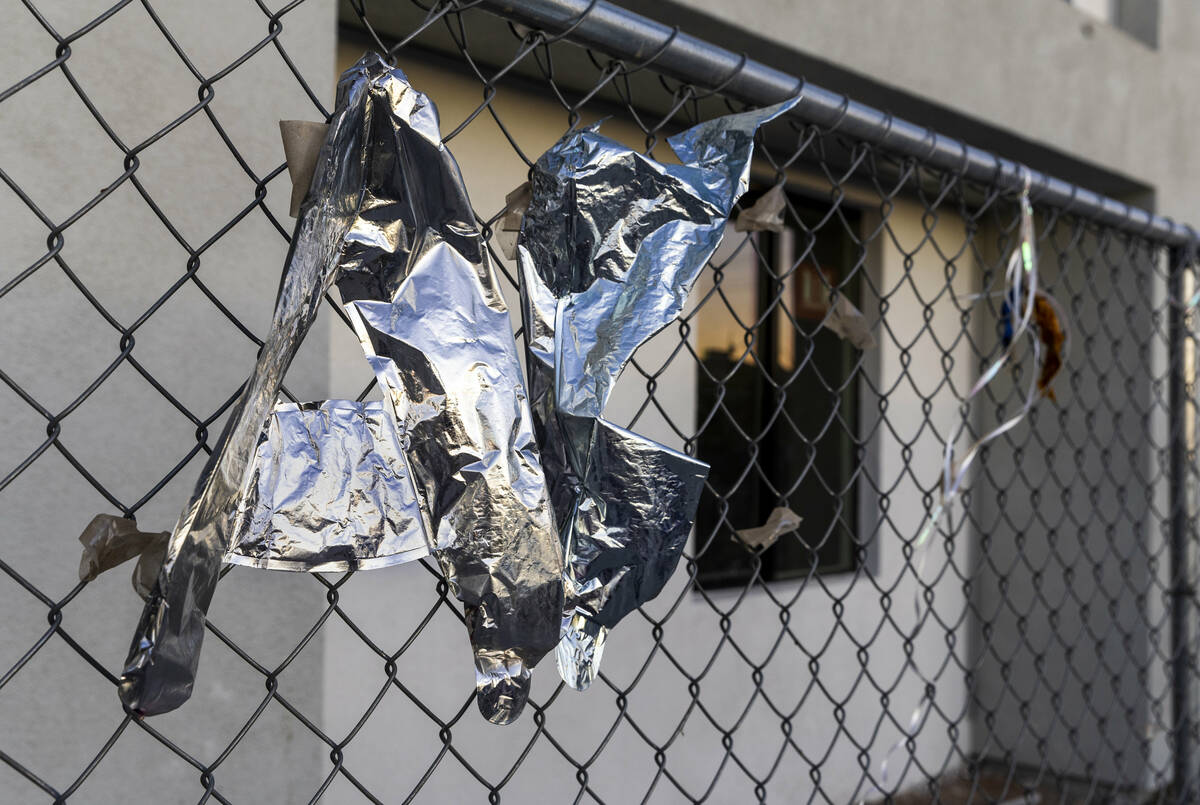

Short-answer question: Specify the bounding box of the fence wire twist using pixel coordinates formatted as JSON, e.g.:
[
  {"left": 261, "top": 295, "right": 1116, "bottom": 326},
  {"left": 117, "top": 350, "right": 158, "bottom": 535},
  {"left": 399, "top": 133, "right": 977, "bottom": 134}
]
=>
[{"left": 1, "top": 0, "right": 1198, "bottom": 803}]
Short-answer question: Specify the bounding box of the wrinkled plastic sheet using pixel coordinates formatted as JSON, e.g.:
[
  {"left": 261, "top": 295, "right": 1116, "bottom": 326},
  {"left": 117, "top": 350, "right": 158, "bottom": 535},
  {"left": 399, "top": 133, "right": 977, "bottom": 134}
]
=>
[
  {"left": 121, "top": 54, "right": 562, "bottom": 724},
  {"left": 517, "top": 98, "right": 798, "bottom": 689}
]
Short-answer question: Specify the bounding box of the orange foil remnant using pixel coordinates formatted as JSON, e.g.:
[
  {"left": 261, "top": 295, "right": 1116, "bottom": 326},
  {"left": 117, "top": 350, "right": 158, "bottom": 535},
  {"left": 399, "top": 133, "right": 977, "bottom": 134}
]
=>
[{"left": 1033, "top": 293, "right": 1065, "bottom": 400}]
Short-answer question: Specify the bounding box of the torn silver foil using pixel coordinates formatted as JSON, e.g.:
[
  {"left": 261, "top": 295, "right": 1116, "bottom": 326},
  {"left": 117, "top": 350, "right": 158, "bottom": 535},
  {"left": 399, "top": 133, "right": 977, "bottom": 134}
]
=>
[
  {"left": 517, "top": 99, "right": 798, "bottom": 690},
  {"left": 329, "top": 57, "right": 562, "bottom": 724},
  {"left": 122, "top": 54, "right": 563, "bottom": 725}
]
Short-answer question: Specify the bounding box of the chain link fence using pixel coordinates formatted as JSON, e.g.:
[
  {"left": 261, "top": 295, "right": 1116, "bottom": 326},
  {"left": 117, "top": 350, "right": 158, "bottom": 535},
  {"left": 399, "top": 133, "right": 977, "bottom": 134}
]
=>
[{"left": 2, "top": 0, "right": 1198, "bottom": 802}]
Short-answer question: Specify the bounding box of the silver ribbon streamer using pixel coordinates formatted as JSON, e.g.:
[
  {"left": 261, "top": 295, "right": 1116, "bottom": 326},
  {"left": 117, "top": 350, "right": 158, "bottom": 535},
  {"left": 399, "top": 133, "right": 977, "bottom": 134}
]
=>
[
  {"left": 878, "top": 180, "right": 1057, "bottom": 790},
  {"left": 121, "top": 55, "right": 563, "bottom": 725},
  {"left": 517, "top": 100, "right": 798, "bottom": 690}
]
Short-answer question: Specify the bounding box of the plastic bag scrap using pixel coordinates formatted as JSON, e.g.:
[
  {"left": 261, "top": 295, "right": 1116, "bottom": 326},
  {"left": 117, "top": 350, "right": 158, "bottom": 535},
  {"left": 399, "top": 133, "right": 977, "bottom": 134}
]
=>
[
  {"left": 120, "top": 54, "right": 563, "bottom": 726},
  {"left": 516, "top": 97, "right": 800, "bottom": 691}
]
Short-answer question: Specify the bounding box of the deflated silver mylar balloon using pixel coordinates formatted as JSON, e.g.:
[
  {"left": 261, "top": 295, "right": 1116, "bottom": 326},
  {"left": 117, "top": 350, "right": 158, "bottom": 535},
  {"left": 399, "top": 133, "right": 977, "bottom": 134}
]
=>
[
  {"left": 121, "top": 53, "right": 563, "bottom": 725},
  {"left": 517, "top": 98, "right": 799, "bottom": 690}
]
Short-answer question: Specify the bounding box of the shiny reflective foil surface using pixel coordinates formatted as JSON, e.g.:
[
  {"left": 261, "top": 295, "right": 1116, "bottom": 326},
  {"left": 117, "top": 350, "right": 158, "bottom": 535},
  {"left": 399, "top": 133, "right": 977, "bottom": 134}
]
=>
[
  {"left": 227, "top": 400, "right": 428, "bottom": 572},
  {"left": 120, "top": 51, "right": 796, "bottom": 721},
  {"left": 517, "top": 100, "right": 798, "bottom": 689},
  {"left": 121, "top": 54, "right": 563, "bottom": 724},
  {"left": 329, "top": 57, "right": 563, "bottom": 725}
]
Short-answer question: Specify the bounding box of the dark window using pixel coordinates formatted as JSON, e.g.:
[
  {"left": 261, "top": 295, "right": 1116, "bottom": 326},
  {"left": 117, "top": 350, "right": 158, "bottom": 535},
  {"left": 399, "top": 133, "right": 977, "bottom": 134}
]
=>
[{"left": 693, "top": 193, "right": 863, "bottom": 588}]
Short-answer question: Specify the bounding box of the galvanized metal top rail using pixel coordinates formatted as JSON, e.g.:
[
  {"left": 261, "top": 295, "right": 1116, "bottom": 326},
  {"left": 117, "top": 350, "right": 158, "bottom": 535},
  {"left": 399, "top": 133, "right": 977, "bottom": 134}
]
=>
[{"left": 480, "top": 0, "right": 1198, "bottom": 248}]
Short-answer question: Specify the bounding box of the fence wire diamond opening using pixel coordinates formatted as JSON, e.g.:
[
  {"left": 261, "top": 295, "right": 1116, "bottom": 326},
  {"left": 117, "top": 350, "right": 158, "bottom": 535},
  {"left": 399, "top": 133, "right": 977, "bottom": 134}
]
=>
[{"left": 2, "top": 0, "right": 1198, "bottom": 802}]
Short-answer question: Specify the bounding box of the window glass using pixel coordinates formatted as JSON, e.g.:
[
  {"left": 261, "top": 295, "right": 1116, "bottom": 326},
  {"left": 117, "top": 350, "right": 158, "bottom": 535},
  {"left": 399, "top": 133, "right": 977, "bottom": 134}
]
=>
[{"left": 694, "top": 194, "right": 862, "bottom": 588}]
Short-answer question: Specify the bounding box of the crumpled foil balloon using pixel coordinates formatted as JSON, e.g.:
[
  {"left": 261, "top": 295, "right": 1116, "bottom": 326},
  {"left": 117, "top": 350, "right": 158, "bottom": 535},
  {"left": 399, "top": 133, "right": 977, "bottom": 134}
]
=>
[
  {"left": 121, "top": 54, "right": 563, "bottom": 725},
  {"left": 516, "top": 98, "right": 798, "bottom": 690}
]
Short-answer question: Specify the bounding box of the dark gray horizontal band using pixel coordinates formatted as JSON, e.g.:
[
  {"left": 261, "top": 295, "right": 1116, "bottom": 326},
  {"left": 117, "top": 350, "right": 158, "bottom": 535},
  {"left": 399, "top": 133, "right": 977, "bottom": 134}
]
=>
[{"left": 479, "top": 0, "right": 1197, "bottom": 248}]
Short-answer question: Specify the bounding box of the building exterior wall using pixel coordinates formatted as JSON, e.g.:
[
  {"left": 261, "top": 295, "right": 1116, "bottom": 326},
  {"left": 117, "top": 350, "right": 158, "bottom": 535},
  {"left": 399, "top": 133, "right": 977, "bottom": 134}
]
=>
[
  {"left": 321, "top": 42, "right": 982, "bottom": 803},
  {"left": 652, "top": 0, "right": 1197, "bottom": 215},
  {"left": 637, "top": 0, "right": 1195, "bottom": 791},
  {"left": 967, "top": 228, "right": 1173, "bottom": 787},
  {"left": 0, "top": 2, "right": 336, "bottom": 801}
]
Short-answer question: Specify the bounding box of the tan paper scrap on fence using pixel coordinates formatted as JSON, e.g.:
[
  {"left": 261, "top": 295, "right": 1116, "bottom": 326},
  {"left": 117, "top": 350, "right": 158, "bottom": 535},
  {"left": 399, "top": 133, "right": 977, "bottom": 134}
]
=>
[
  {"left": 280, "top": 120, "right": 329, "bottom": 218},
  {"left": 77, "top": 514, "right": 169, "bottom": 599},
  {"left": 735, "top": 506, "right": 802, "bottom": 550},
  {"left": 497, "top": 181, "right": 531, "bottom": 260},
  {"left": 824, "top": 294, "right": 877, "bottom": 350}
]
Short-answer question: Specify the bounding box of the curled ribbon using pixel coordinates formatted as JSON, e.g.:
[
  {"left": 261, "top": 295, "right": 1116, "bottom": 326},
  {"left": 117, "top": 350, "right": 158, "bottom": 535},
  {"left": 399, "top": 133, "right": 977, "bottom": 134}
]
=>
[{"left": 878, "top": 172, "right": 1065, "bottom": 791}]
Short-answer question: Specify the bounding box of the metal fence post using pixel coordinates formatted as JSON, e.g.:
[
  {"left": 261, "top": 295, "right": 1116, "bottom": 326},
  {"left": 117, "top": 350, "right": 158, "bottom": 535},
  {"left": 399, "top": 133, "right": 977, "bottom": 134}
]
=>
[{"left": 1169, "top": 244, "right": 1198, "bottom": 801}]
